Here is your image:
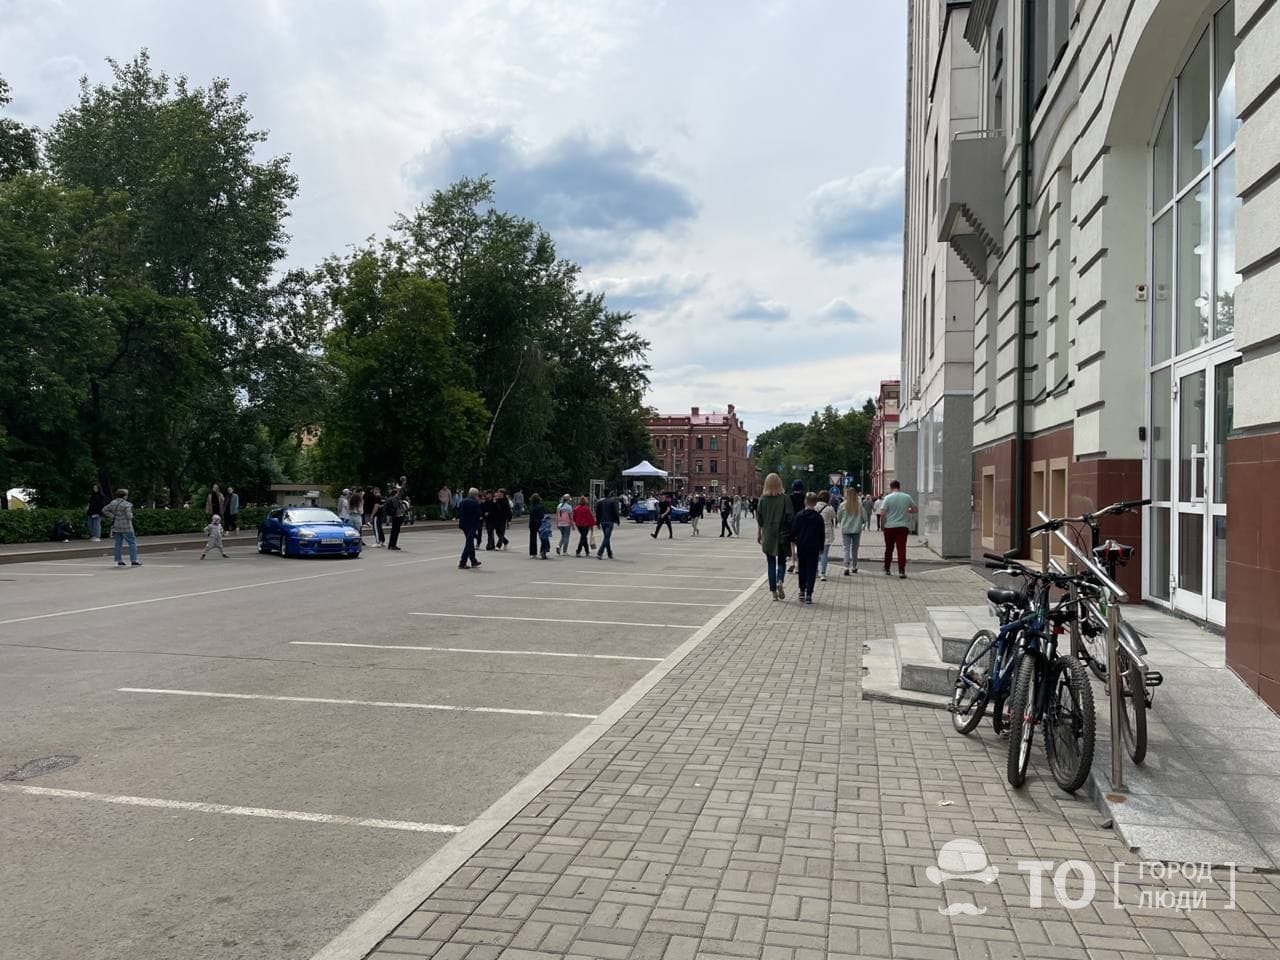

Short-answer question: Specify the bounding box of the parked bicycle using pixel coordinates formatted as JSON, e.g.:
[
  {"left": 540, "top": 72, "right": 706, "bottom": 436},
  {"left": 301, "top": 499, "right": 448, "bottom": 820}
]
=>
[
  {"left": 1028, "top": 500, "right": 1163, "bottom": 764},
  {"left": 953, "top": 553, "right": 1097, "bottom": 792}
]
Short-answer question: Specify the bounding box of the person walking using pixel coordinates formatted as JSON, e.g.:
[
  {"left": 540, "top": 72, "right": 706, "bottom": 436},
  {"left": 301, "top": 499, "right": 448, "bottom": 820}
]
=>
[
  {"left": 527, "top": 493, "right": 545, "bottom": 558},
  {"left": 732, "top": 495, "right": 746, "bottom": 537},
  {"left": 538, "top": 509, "right": 553, "bottom": 559},
  {"left": 338, "top": 488, "right": 352, "bottom": 529},
  {"left": 873, "top": 494, "right": 885, "bottom": 531},
  {"left": 457, "top": 488, "right": 482, "bottom": 569},
  {"left": 838, "top": 487, "right": 866, "bottom": 574},
  {"left": 87, "top": 482, "right": 107, "bottom": 542},
  {"left": 368, "top": 486, "right": 385, "bottom": 547},
  {"left": 225, "top": 486, "right": 240, "bottom": 535},
  {"left": 788, "top": 480, "right": 806, "bottom": 572},
  {"left": 205, "top": 484, "right": 225, "bottom": 524},
  {"left": 347, "top": 487, "right": 364, "bottom": 537},
  {"left": 814, "top": 490, "right": 837, "bottom": 581},
  {"left": 512, "top": 489, "right": 524, "bottom": 519},
  {"left": 572, "top": 496, "right": 595, "bottom": 556},
  {"left": 200, "top": 514, "right": 229, "bottom": 559},
  {"left": 651, "top": 494, "right": 674, "bottom": 539},
  {"left": 757, "top": 473, "right": 794, "bottom": 600},
  {"left": 595, "top": 489, "right": 620, "bottom": 559},
  {"left": 103, "top": 488, "right": 141, "bottom": 567},
  {"left": 881, "top": 480, "right": 918, "bottom": 578},
  {"left": 718, "top": 495, "right": 734, "bottom": 537},
  {"left": 554, "top": 494, "right": 574, "bottom": 555},
  {"left": 689, "top": 495, "right": 703, "bottom": 536},
  {"left": 482, "top": 490, "right": 497, "bottom": 550},
  {"left": 385, "top": 486, "right": 406, "bottom": 550},
  {"left": 791, "top": 493, "right": 825, "bottom": 604},
  {"left": 438, "top": 485, "right": 452, "bottom": 521},
  {"left": 493, "top": 489, "right": 512, "bottom": 550}
]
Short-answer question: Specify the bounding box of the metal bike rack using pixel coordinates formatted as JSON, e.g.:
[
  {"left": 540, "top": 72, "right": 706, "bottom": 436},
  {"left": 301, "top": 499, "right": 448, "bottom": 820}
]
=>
[{"left": 1037, "top": 511, "right": 1135, "bottom": 791}]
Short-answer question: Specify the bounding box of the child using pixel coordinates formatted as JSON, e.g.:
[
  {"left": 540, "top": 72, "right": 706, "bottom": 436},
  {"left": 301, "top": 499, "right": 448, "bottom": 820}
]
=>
[
  {"left": 201, "top": 514, "right": 228, "bottom": 559},
  {"left": 789, "top": 493, "right": 825, "bottom": 604},
  {"left": 539, "top": 511, "right": 553, "bottom": 559}
]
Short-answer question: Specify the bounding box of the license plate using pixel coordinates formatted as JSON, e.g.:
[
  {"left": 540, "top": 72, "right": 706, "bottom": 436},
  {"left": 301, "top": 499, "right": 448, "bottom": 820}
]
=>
[{"left": 322, "top": 538, "right": 340, "bottom": 544}]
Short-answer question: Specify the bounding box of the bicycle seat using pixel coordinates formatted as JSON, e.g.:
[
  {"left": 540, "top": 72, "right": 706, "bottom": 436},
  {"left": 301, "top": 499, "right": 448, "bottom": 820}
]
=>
[{"left": 987, "top": 587, "right": 1019, "bottom": 606}]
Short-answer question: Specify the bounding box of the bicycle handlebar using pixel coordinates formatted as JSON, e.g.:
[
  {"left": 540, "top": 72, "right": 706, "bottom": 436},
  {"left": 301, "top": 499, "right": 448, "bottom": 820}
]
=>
[{"left": 1029, "top": 499, "right": 1152, "bottom": 534}]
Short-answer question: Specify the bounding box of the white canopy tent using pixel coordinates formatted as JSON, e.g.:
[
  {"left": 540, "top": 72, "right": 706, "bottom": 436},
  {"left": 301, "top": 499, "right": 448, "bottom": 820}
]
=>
[{"left": 621, "top": 460, "right": 668, "bottom": 478}]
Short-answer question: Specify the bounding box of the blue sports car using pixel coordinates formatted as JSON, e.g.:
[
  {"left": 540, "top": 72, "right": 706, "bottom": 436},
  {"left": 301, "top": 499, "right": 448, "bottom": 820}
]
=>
[
  {"left": 257, "top": 507, "right": 362, "bottom": 558},
  {"left": 628, "top": 498, "right": 690, "bottom": 523}
]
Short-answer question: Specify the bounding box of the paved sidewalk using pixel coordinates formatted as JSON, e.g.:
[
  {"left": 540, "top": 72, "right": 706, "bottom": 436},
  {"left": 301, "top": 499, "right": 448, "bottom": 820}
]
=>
[{"left": 351, "top": 563, "right": 1280, "bottom": 960}]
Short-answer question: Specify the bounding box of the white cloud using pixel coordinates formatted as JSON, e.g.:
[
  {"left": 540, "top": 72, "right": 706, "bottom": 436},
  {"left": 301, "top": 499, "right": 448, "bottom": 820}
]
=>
[{"left": 803, "top": 166, "right": 905, "bottom": 259}]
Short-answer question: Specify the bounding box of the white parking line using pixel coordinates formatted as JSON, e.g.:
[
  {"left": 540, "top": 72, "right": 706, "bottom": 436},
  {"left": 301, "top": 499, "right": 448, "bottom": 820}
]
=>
[
  {"left": 477, "top": 594, "right": 721, "bottom": 608},
  {"left": 118, "top": 687, "right": 597, "bottom": 719},
  {"left": 0, "top": 571, "right": 95, "bottom": 577},
  {"left": 408, "top": 612, "right": 699, "bottom": 629},
  {"left": 528, "top": 581, "right": 741, "bottom": 593},
  {"left": 290, "top": 641, "right": 663, "bottom": 662},
  {"left": 0, "top": 784, "right": 462, "bottom": 834},
  {"left": 386, "top": 554, "right": 456, "bottom": 567},
  {"left": 0, "top": 569, "right": 358, "bottom": 625},
  {"left": 567, "top": 570, "right": 757, "bottom": 581}
]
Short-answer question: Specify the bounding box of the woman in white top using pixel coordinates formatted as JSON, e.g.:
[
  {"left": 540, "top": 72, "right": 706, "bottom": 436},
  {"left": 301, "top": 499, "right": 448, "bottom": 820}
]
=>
[
  {"left": 814, "top": 491, "right": 838, "bottom": 581},
  {"left": 731, "top": 495, "right": 746, "bottom": 536}
]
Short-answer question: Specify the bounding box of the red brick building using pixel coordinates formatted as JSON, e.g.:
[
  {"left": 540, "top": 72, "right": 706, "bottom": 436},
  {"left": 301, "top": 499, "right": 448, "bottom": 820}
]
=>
[{"left": 644, "top": 405, "right": 756, "bottom": 496}]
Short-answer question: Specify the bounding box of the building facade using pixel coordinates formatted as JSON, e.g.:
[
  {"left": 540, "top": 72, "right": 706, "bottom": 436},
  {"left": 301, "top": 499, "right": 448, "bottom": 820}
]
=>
[
  {"left": 869, "top": 380, "right": 901, "bottom": 497},
  {"left": 921, "top": 0, "right": 1280, "bottom": 708},
  {"left": 644, "top": 405, "right": 756, "bottom": 496},
  {"left": 900, "top": 0, "right": 980, "bottom": 557}
]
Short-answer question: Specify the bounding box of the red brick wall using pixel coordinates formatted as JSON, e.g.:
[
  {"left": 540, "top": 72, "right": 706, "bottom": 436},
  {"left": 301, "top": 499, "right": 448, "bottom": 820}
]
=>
[{"left": 1225, "top": 431, "right": 1280, "bottom": 712}]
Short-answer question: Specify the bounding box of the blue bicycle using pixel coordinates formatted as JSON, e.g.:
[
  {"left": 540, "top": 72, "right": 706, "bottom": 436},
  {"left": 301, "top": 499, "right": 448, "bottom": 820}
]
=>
[{"left": 950, "top": 562, "right": 1032, "bottom": 735}]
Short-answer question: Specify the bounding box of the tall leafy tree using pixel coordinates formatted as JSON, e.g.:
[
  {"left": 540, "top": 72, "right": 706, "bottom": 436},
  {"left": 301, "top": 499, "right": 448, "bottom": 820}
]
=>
[
  {"left": 313, "top": 245, "right": 489, "bottom": 494},
  {"left": 0, "top": 75, "right": 40, "bottom": 181}
]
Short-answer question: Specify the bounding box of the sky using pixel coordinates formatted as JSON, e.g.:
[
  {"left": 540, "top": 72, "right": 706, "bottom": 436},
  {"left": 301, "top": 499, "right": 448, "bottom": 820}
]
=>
[{"left": 0, "top": 0, "right": 907, "bottom": 441}]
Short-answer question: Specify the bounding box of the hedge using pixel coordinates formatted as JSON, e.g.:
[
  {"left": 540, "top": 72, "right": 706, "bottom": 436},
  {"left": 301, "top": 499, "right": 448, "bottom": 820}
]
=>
[{"left": 0, "top": 505, "right": 270, "bottom": 544}]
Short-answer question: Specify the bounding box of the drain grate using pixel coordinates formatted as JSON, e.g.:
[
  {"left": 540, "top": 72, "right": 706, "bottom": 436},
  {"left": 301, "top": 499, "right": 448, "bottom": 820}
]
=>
[{"left": 3, "top": 755, "right": 79, "bottom": 781}]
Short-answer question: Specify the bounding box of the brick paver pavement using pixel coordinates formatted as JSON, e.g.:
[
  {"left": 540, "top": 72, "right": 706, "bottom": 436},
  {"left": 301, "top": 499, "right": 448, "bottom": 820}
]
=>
[{"left": 366, "top": 564, "right": 1280, "bottom": 960}]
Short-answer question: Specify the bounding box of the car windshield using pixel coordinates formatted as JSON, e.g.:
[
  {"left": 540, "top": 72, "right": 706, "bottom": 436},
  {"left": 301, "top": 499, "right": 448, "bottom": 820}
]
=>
[{"left": 284, "top": 508, "right": 341, "bottom": 524}]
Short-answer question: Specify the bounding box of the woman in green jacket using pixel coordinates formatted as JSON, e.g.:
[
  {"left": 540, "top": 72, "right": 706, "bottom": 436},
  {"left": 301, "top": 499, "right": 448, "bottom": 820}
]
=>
[{"left": 756, "top": 472, "right": 795, "bottom": 600}]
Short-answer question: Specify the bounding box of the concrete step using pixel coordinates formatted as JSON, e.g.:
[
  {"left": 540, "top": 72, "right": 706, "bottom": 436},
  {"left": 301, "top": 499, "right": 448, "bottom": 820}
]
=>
[
  {"left": 926, "top": 605, "right": 995, "bottom": 664},
  {"left": 896, "top": 621, "right": 958, "bottom": 696},
  {"left": 860, "top": 624, "right": 951, "bottom": 711}
]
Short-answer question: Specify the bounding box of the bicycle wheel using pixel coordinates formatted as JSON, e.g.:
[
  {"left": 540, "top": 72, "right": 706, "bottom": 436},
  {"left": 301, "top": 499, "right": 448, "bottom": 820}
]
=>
[
  {"left": 1006, "top": 654, "right": 1038, "bottom": 788},
  {"left": 991, "top": 641, "right": 1019, "bottom": 735},
  {"left": 1080, "top": 616, "right": 1108, "bottom": 682},
  {"left": 952, "top": 630, "right": 997, "bottom": 734},
  {"left": 1116, "top": 636, "right": 1147, "bottom": 765},
  {"left": 1043, "top": 655, "right": 1096, "bottom": 793}
]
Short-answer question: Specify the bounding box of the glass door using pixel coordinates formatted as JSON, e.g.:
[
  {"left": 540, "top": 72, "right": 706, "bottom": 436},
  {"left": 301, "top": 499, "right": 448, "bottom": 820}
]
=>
[{"left": 1166, "top": 352, "right": 1235, "bottom": 622}]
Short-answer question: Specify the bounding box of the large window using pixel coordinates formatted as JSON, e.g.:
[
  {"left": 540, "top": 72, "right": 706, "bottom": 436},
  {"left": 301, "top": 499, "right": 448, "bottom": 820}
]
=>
[{"left": 1150, "top": 4, "right": 1239, "bottom": 362}]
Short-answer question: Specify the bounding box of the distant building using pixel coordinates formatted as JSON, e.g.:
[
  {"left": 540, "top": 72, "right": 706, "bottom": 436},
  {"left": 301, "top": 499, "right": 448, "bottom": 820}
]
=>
[
  {"left": 644, "top": 405, "right": 756, "bottom": 495},
  {"left": 869, "top": 381, "right": 900, "bottom": 497}
]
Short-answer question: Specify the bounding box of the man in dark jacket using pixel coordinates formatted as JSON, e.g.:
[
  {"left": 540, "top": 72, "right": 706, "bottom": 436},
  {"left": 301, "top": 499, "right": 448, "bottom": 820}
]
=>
[
  {"left": 457, "top": 488, "right": 482, "bottom": 569},
  {"left": 385, "top": 486, "right": 406, "bottom": 550},
  {"left": 595, "top": 490, "right": 621, "bottom": 559},
  {"left": 788, "top": 480, "right": 807, "bottom": 572},
  {"left": 491, "top": 489, "right": 513, "bottom": 550},
  {"left": 527, "top": 493, "right": 546, "bottom": 558},
  {"left": 790, "top": 492, "right": 825, "bottom": 604},
  {"left": 651, "top": 495, "right": 674, "bottom": 539},
  {"left": 719, "top": 495, "right": 734, "bottom": 537}
]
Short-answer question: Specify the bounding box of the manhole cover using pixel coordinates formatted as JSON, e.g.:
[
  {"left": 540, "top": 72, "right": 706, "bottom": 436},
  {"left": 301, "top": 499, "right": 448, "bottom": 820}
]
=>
[{"left": 3, "top": 755, "right": 79, "bottom": 781}]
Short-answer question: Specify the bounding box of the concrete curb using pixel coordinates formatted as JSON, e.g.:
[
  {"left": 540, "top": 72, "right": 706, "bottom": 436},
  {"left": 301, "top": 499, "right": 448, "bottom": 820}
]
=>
[{"left": 308, "top": 571, "right": 769, "bottom": 960}]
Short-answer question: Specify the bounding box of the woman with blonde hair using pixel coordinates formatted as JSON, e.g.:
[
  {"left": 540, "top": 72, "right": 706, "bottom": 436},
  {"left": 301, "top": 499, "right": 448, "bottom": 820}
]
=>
[{"left": 755, "top": 473, "right": 795, "bottom": 600}]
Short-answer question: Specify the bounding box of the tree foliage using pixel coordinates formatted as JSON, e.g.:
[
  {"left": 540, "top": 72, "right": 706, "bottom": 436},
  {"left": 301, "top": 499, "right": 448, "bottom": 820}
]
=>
[
  {"left": 1, "top": 58, "right": 654, "bottom": 514},
  {"left": 753, "top": 400, "right": 877, "bottom": 492}
]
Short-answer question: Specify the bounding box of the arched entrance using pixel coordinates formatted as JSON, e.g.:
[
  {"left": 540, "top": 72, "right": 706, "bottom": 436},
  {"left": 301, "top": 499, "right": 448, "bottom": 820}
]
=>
[{"left": 1145, "top": 1, "right": 1240, "bottom": 624}]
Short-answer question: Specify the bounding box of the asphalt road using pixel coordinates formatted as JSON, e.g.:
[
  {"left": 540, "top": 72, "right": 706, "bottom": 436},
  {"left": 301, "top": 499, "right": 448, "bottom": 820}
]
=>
[{"left": 0, "top": 518, "right": 764, "bottom": 960}]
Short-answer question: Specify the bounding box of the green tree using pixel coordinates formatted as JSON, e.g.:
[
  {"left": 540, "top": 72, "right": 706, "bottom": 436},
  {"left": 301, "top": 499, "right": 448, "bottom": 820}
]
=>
[
  {"left": 313, "top": 245, "right": 489, "bottom": 495},
  {"left": 0, "top": 75, "right": 40, "bottom": 181}
]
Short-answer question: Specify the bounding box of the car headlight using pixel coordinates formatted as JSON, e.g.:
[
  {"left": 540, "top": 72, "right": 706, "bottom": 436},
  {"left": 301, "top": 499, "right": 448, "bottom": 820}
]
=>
[{"left": 297, "top": 529, "right": 318, "bottom": 539}]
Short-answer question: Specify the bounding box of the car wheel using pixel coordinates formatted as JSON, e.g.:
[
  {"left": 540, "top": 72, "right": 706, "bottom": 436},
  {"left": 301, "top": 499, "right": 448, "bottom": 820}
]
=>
[
  {"left": 257, "top": 534, "right": 269, "bottom": 554},
  {"left": 279, "top": 536, "right": 290, "bottom": 558}
]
